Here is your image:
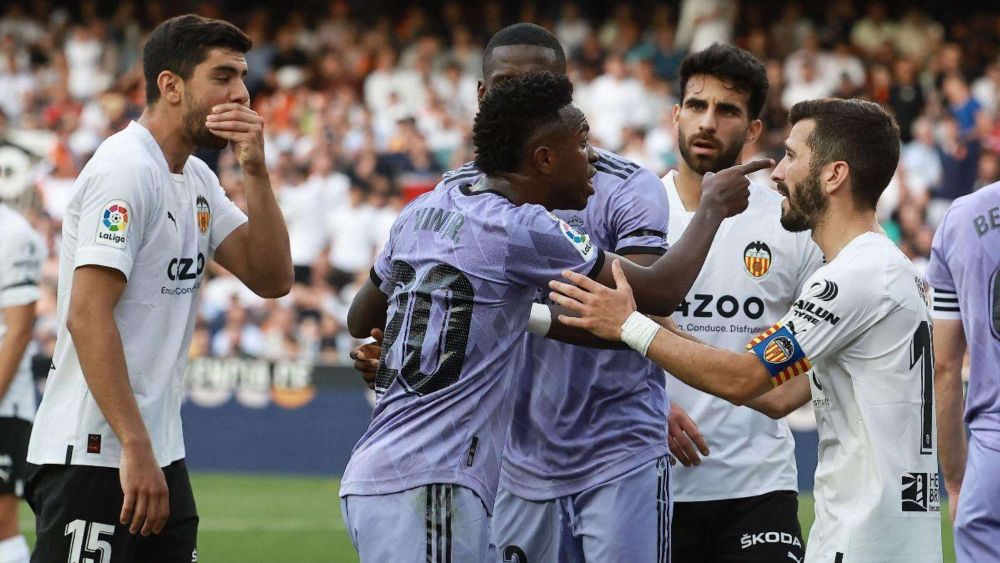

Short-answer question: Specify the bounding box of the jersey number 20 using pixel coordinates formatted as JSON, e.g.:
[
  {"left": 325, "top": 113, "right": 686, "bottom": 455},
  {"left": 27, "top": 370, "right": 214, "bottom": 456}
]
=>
[{"left": 376, "top": 261, "right": 474, "bottom": 396}]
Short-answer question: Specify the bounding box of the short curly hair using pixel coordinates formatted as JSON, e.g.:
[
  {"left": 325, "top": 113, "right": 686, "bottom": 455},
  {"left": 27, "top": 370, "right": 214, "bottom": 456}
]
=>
[
  {"left": 679, "top": 43, "right": 769, "bottom": 119},
  {"left": 473, "top": 72, "right": 574, "bottom": 175}
]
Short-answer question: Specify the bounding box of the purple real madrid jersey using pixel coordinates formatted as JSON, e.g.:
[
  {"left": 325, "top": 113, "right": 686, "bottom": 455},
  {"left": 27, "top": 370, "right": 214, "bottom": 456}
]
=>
[
  {"left": 439, "top": 150, "right": 673, "bottom": 500},
  {"left": 926, "top": 181, "right": 1000, "bottom": 448},
  {"left": 339, "top": 182, "right": 604, "bottom": 513}
]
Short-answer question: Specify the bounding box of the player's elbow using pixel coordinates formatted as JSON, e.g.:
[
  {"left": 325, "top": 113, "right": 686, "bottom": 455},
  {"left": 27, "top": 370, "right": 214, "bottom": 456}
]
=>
[
  {"left": 346, "top": 307, "right": 371, "bottom": 339},
  {"left": 251, "top": 270, "right": 294, "bottom": 299}
]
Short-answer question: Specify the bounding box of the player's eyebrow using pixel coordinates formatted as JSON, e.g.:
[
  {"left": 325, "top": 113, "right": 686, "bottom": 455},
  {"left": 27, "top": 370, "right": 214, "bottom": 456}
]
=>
[
  {"left": 717, "top": 102, "right": 743, "bottom": 115},
  {"left": 211, "top": 64, "right": 248, "bottom": 78},
  {"left": 783, "top": 142, "right": 795, "bottom": 156}
]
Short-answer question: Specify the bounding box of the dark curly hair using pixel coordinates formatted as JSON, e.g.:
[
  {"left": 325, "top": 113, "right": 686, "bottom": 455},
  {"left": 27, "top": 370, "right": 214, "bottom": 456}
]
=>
[
  {"left": 790, "top": 98, "right": 900, "bottom": 211},
  {"left": 679, "top": 43, "right": 769, "bottom": 119},
  {"left": 143, "top": 14, "right": 252, "bottom": 105},
  {"left": 473, "top": 72, "right": 574, "bottom": 175}
]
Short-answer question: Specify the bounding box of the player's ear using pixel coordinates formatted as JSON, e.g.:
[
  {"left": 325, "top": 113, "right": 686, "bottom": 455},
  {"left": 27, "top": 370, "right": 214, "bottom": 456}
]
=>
[
  {"left": 745, "top": 118, "right": 763, "bottom": 145},
  {"left": 823, "top": 161, "right": 850, "bottom": 195},
  {"left": 532, "top": 145, "right": 555, "bottom": 175},
  {"left": 672, "top": 103, "right": 681, "bottom": 127},
  {"left": 477, "top": 79, "right": 486, "bottom": 102},
  {"left": 157, "top": 71, "right": 183, "bottom": 105}
]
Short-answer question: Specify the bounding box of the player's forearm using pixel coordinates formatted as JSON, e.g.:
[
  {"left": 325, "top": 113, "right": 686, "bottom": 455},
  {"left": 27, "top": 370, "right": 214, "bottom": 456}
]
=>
[
  {"left": 0, "top": 320, "right": 32, "bottom": 402},
  {"left": 242, "top": 172, "right": 293, "bottom": 297},
  {"left": 935, "top": 362, "right": 967, "bottom": 492},
  {"left": 68, "top": 308, "right": 151, "bottom": 449},
  {"left": 745, "top": 375, "right": 811, "bottom": 419},
  {"left": 645, "top": 327, "right": 772, "bottom": 405},
  {"left": 625, "top": 209, "right": 725, "bottom": 316}
]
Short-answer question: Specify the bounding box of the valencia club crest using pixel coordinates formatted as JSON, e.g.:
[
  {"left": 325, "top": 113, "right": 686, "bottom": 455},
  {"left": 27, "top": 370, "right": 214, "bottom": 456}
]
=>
[{"left": 744, "top": 241, "right": 772, "bottom": 280}]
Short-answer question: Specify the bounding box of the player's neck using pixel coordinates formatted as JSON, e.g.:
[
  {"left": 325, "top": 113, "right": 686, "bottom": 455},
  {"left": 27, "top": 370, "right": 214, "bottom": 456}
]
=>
[
  {"left": 138, "top": 108, "right": 194, "bottom": 174},
  {"left": 476, "top": 174, "right": 546, "bottom": 207},
  {"left": 811, "top": 205, "right": 881, "bottom": 262},
  {"left": 674, "top": 160, "right": 705, "bottom": 212}
]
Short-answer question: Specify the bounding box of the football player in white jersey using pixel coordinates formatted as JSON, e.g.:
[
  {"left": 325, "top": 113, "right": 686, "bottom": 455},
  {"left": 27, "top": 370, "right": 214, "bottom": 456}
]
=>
[
  {"left": 661, "top": 44, "right": 823, "bottom": 562},
  {"left": 551, "top": 98, "right": 943, "bottom": 563},
  {"left": 0, "top": 204, "right": 45, "bottom": 563},
  {"left": 25, "top": 15, "right": 292, "bottom": 563}
]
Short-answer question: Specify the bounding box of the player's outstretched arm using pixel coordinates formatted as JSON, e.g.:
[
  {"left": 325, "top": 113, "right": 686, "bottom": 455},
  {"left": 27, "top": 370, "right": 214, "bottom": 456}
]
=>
[
  {"left": 538, "top": 253, "right": 660, "bottom": 348},
  {"left": 589, "top": 160, "right": 772, "bottom": 317},
  {"left": 210, "top": 103, "right": 293, "bottom": 298},
  {"left": 550, "top": 260, "right": 778, "bottom": 405},
  {"left": 933, "top": 318, "right": 968, "bottom": 523},
  {"left": 744, "top": 375, "right": 811, "bottom": 419},
  {"left": 67, "top": 266, "right": 169, "bottom": 537}
]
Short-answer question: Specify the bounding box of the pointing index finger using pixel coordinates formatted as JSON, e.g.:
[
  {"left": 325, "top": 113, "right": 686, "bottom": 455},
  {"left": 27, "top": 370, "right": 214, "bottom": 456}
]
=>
[{"left": 733, "top": 158, "right": 774, "bottom": 175}]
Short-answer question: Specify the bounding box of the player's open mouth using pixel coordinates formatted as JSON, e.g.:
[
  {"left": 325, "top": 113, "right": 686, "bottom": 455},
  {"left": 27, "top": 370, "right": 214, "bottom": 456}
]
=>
[{"left": 691, "top": 138, "right": 719, "bottom": 154}]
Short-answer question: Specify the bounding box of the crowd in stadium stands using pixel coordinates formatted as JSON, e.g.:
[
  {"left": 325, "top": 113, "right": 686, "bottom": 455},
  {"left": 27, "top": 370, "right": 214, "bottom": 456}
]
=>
[{"left": 1, "top": 1, "right": 999, "bottom": 364}]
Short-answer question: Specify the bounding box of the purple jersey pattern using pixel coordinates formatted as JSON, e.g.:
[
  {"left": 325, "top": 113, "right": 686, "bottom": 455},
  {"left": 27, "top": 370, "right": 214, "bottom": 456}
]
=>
[
  {"left": 926, "top": 181, "right": 1000, "bottom": 448},
  {"left": 340, "top": 184, "right": 603, "bottom": 513},
  {"left": 444, "top": 150, "right": 672, "bottom": 499}
]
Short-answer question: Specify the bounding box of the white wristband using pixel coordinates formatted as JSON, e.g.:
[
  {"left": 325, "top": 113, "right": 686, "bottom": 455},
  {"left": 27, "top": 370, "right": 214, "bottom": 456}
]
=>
[
  {"left": 526, "top": 303, "right": 553, "bottom": 335},
  {"left": 620, "top": 311, "right": 660, "bottom": 356}
]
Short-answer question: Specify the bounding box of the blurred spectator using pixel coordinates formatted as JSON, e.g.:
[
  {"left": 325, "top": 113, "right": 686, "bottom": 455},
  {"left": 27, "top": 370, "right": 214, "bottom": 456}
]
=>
[
  {"left": 889, "top": 58, "right": 925, "bottom": 143},
  {"left": 581, "top": 54, "right": 644, "bottom": 150},
  {"left": 850, "top": 2, "right": 897, "bottom": 56},
  {"left": 674, "top": 0, "right": 736, "bottom": 53}
]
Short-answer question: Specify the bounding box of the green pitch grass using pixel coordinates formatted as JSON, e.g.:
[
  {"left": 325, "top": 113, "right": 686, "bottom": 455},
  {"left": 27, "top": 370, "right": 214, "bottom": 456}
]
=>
[{"left": 20, "top": 473, "right": 956, "bottom": 562}]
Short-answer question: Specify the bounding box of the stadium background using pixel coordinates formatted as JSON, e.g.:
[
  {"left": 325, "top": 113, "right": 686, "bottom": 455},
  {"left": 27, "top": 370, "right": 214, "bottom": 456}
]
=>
[{"left": 2, "top": 0, "right": 995, "bottom": 559}]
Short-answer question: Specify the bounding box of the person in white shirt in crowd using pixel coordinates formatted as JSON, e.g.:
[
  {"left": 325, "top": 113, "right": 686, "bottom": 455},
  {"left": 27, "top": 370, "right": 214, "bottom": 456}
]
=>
[{"left": 582, "top": 54, "right": 645, "bottom": 151}]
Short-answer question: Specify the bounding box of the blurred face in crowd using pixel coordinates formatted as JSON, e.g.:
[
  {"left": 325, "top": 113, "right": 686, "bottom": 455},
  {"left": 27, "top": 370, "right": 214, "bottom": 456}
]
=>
[
  {"left": 180, "top": 47, "right": 250, "bottom": 150},
  {"left": 674, "top": 73, "right": 761, "bottom": 175},
  {"left": 479, "top": 45, "right": 563, "bottom": 99},
  {"left": 772, "top": 119, "right": 829, "bottom": 232}
]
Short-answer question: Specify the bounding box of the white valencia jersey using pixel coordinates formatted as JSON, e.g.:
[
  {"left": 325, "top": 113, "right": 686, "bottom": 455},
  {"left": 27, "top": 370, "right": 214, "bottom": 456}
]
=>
[
  {"left": 773, "top": 232, "right": 942, "bottom": 562},
  {"left": 662, "top": 171, "right": 823, "bottom": 501},
  {"left": 27, "top": 122, "right": 247, "bottom": 468},
  {"left": 0, "top": 204, "right": 46, "bottom": 422}
]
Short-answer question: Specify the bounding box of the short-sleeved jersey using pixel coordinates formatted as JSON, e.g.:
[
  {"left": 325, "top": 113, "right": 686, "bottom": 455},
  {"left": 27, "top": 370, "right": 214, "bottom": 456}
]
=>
[
  {"left": 926, "top": 182, "right": 1000, "bottom": 448},
  {"left": 501, "top": 150, "right": 673, "bottom": 500},
  {"left": 339, "top": 182, "right": 604, "bottom": 513},
  {"left": 0, "top": 204, "right": 46, "bottom": 422},
  {"left": 662, "top": 172, "right": 823, "bottom": 501},
  {"left": 28, "top": 121, "right": 248, "bottom": 468},
  {"left": 754, "top": 232, "right": 941, "bottom": 562}
]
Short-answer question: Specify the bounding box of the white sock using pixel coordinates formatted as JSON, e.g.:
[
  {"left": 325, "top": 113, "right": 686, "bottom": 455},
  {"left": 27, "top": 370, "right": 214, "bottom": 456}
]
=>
[{"left": 0, "top": 535, "right": 30, "bottom": 563}]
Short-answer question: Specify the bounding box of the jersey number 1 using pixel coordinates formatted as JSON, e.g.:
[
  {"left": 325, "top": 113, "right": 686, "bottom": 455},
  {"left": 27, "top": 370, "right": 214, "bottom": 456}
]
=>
[
  {"left": 990, "top": 266, "right": 1000, "bottom": 340},
  {"left": 376, "top": 261, "right": 474, "bottom": 396},
  {"left": 910, "top": 321, "right": 934, "bottom": 455}
]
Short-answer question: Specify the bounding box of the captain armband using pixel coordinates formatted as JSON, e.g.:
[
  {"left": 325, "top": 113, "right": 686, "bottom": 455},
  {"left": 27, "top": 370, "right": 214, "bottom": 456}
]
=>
[{"left": 745, "top": 322, "right": 812, "bottom": 388}]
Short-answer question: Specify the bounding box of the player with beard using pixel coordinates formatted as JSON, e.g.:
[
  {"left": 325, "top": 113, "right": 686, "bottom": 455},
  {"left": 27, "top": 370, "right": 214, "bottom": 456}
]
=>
[
  {"left": 661, "top": 44, "right": 822, "bottom": 562},
  {"left": 349, "top": 25, "right": 767, "bottom": 562},
  {"left": 550, "top": 98, "right": 944, "bottom": 562},
  {"left": 343, "top": 67, "right": 767, "bottom": 561},
  {"left": 25, "top": 15, "right": 292, "bottom": 562}
]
